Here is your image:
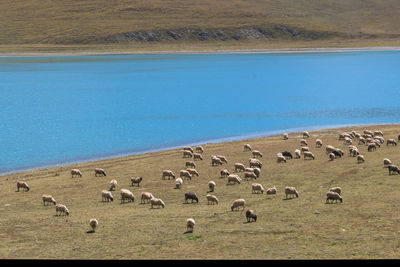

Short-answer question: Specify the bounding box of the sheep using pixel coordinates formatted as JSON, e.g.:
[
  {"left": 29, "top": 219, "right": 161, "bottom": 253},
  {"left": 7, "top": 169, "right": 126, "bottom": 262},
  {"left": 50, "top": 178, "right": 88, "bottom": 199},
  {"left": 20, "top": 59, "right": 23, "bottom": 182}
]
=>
[
  {"left": 303, "top": 131, "right": 310, "bottom": 138},
  {"left": 216, "top": 155, "right": 228, "bottom": 164},
  {"left": 300, "top": 139, "right": 308, "bottom": 146},
  {"left": 186, "top": 168, "right": 199, "bottom": 177},
  {"left": 387, "top": 165, "right": 400, "bottom": 175},
  {"left": 277, "top": 155, "right": 286, "bottom": 163},
  {"left": 283, "top": 133, "right": 289, "bottom": 140},
  {"left": 89, "top": 218, "right": 99, "bottom": 232},
  {"left": 182, "top": 150, "right": 193, "bottom": 158},
  {"left": 316, "top": 139, "right": 323, "bottom": 148},
  {"left": 358, "top": 137, "right": 366, "bottom": 145},
  {"left": 183, "top": 146, "right": 194, "bottom": 153},
  {"left": 186, "top": 218, "right": 195, "bottom": 232},
  {"left": 244, "top": 171, "right": 257, "bottom": 180},
  {"left": 109, "top": 179, "right": 117, "bottom": 191},
  {"left": 246, "top": 209, "right": 257, "bottom": 223},
  {"left": 252, "top": 183, "right": 265, "bottom": 194},
  {"left": 374, "top": 130, "right": 384, "bottom": 137},
  {"left": 332, "top": 149, "right": 343, "bottom": 158},
  {"left": 387, "top": 139, "right": 397, "bottom": 146},
  {"left": 231, "top": 199, "right": 246, "bottom": 211},
  {"left": 301, "top": 146, "right": 310, "bottom": 153},
  {"left": 220, "top": 169, "right": 230, "bottom": 178},
  {"left": 326, "top": 191, "right": 343, "bottom": 203},
  {"left": 351, "top": 148, "right": 360, "bottom": 157},
  {"left": 140, "top": 192, "right": 154, "bottom": 204},
  {"left": 208, "top": 181, "right": 216, "bottom": 192},
  {"left": 184, "top": 192, "right": 199, "bottom": 203},
  {"left": 339, "top": 133, "right": 352, "bottom": 141},
  {"left": 130, "top": 176, "right": 143, "bottom": 187},
  {"left": 227, "top": 174, "right": 242, "bottom": 185},
  {"left": 16, "top": 181, "right": 30, "bottom": 192},
  {"left": 329, "top": 152, "right": 335, "bottom": 161},
  {"left": 162, "top": 170, "right": 175, "bottom": 180},
  {"left": 180, "top": 170, "right": 192, "bottom": 180},
  {"left": 101, "top": 190, "right": 114, "bottom": 202},
  {"left": 368, "top": 143, "right": 377, "bottom": 152},
  {"left": 120, "top": 189, "right": 135, "bottom": 203},
  {"left": 211, "top": 156, "right": 223, "bottom": 166},
  {"left": 42, "top": 194, "right": 56, "bottom": 206},
  {"left": 175, "top": 178, "right": 183, "bottom": 189},
  {"left": 325, "top": 145, "right": 336, "bottom": 154},
  {"left": 252, "top": 167, "right": 261, "bottom": 178},
  {"left": 55, "top": 203, "right": 69, "bottom": 216},
  {"left": 185, "top": 161, "right": 196, "bottom": 169},
  {"left": 204, "top": 194, "right": 219, "bottom": 205},
  {"left": 150, "top": 197, "right": 165, "bottom": 209},
  {"left": 282, "top": 151, "right": 293, "bottom": 159},
  {"left": 374, "top": 136, "right": 384, "bottom": 144},
  {"left": 329, "top": 187, "right": 342, "bottom": 195},
  {"left": 94, "top": 168, "right": 106, "bottom": 177},
  {"left": 71, "top": 169, "right": 82, "bottom": 178},
  {"left": 266, "top": 186, "right": 277, "bottom": 195},
  {"left": 383, "top": 158, "right": 393, "bottom": 166},
  {"left": 285, "top": 186, "right": 299, "bottom": 199},
  {"left": 294, "top": 149, "right": 301, "bottom": 159},
  {"left": 195, "top": 146, "right": 204, "bottom": 153},
  {"left": 252, "top": 150, "right": 263, "bottom": 158},
  {"left": 357, "top": 155, "right": 365, "bottom": 163},
  {"left": 364, "top": 130, "right": 373, "bottom": 136},
  {"left": 249, "top": 158, "right": 262, "bottom": 168},
  {"left": 234, "top": 163, "right": 246, "bottom": 172},
  {"left": 344, "top": 137, "right": 352, "bottom": 145},
  {"left": 303, "top": 151, "right": 315, "bottom": 160},
  {"left": 244, "top": 144, "right": 252, "bottom": 151},
  {"left": 193, "top": 153, "right": 203, "bottom": 161}
]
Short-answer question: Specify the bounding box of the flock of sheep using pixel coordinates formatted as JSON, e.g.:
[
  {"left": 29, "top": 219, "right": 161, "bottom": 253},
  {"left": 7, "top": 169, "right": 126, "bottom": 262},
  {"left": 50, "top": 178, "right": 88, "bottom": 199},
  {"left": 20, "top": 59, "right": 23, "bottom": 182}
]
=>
[{"left": 14, "top": 127, "right": 399, "bottom": 234}]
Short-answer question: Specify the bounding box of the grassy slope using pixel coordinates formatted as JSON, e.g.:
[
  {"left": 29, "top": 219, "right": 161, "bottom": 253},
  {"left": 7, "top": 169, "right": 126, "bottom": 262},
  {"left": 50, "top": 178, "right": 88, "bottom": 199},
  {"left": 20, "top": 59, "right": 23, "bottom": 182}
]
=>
[
  {"left": 1, "top": 0, "right": 400, "bottom": 53},
  {"left": 1, "top": 124, "right": 400, "bottom": 259}
]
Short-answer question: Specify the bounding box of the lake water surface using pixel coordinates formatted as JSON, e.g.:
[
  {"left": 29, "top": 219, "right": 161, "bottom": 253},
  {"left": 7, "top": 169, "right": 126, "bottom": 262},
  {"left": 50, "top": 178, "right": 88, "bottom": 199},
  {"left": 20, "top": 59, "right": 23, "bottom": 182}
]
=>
[{"left": 1, "top": 51, "right": 400, "bottom": 174}]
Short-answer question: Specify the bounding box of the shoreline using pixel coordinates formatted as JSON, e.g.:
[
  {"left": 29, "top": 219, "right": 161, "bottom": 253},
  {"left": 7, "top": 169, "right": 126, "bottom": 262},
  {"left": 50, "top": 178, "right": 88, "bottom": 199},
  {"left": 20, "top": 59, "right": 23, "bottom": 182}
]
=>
[
  {"left": 2, "top": 122, "right": 397, "bottom": 177},
  {"left": 1, "top": 46, "right": 400, "bottom": 57}
]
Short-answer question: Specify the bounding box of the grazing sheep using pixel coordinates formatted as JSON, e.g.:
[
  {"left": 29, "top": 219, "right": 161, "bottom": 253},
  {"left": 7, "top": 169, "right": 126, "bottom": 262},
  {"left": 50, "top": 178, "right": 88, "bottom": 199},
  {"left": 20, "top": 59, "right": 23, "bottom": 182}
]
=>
[
  {"left": 283, "top": 133, "right": 289, "bottom": 140},
  {"left": 246, "top": 209, "right": 257, "bottom": 223},
  {"left": 140, "top": 192, "right": 154, "bottom": 204},
  {"left": 326, "top": 145, "right": 336, "bottom": 154},
  {"left": 339, "top": 133, "right": 351, "bottom": 141},
  {"left": 387, "top": 165, "right": 400, "bottom": 175},
  {"left": 184, "top": 192, "right": 199, "bottom": 203},
  {"left": 383, "top": 158, "right": 393, "bottom": 166},
  {"left": 368, "top": 143, "right": 377, "bottom": 152},
  {"left": 180, "top": 170, "right": 192, "bottom": 180},
  {"left": 185, "top": 161, "right": 196, "bottom": 169},
  {"left": 364, "top": 130, "right": 373, "bottom": 136},
  {"left": 329, "top": 187, "right": 342, "bottom": 195},
  {"left": 42, "top": 194, "right": 56, "bottom": 206},
  {"left": 101, "top": 190, "right": 114, "bottom": 202},
  {"left": 231, "top": 199, "right": 246, "bottom": 211},
  {"left": 285, "top": 186, "right": 299, "bottom": 199},
  {"left": 227, "top": 174, "right": 242, "bottom": 185},
  {"left": 186, "top": 218, "right": 195, "bottom": 232},
  {"left": 252, "top": 150, "right": 263, "bottom": 158},
  {"left": 120, "top": 189, "right": 135, "bottom": 203},
  {"left": 387, "top": 139, "right": 397, "bottom": 146},
  {"left": 89, "top": 218, "right": 99, "bottom": 232},
  {"left": 55, "top": 203, "right": 69, "bottom": 216},
  {"left": 252, "top": 183, "right": 265, "bottom": 194},
  {"left": 316, "top": 139, "right": 323, "bottom": 148},
  {"left": 193, "top": 153, "right": 203, "bottom": 161},
  {"left": 94, "top": 168, "right": 106, "bottom": 177},
  {"left": 282, "top": 151, "right": 293, "bottom": 159},
  {"left": 208, "top": 181, "right": 216, "bottom": 192},
  {"left": 329, "top": 152, "right": 335, "bottom": 161},
  {"left": 175, "top": 178, "right": 183, "bottom": 189},
  {"left": 244, "top": 171, "right": 257, "bottom": 180},
  {"left": 182, "top": 150, "right": 193, "bottom": 158},
  {"left": 130, "top": 177, "right": 143, "bottom": 187},
  {"left": 357, "top": 155, "right": 365, "bottom": 163},
  {"left": 277, "top": 155, "right": 287, "bottom": 163},
  {"left": 71, "top": 169, "right": 82, "bottom": 178},
  {"left": 16, "top": 181, "right": 30, "bottom": 192},
  {"left": 186, "top": 168, "right": 199, "bottom": 177},
  {"left": 252, "top": 167, "right": 261, "bottom": 178},
  {"left": 358, "top": 137, "right": 366, "bottom": 145},
  {"left": 374, "top": 130, "right": 384, "bottom": 137},
  {"left": 344, "top": 137, "right": 352, "bottom": 145},
  {"left": 303, "top": 131, "right": 310, "bottom": 138},
  {"left": 234, "top": 163, "right": 246, "bottom": 172},
  {"left": 220, "top": 169, "right": 230, "bottom": 178},
  {"left": 326, "top": 191, "right": 343, "bottom": 203},
  {"left": 195, "top": 146, "right": 204, "bottom": 153},
  {"left": 249, "top": 158, "right": 262, "bottom": 168},
  {"left": 294, "top": 149, "right": 301, "bottom": 159},
  {"left": 303, "top": 151, "right": 315, "bottom": 160},
  {"left": 332, "top": 149, "right": 343, "bottom": 158},
  {"left": 244, "top": 144, "right": 252, "bottom": 151},
  {"left": 206, "top": 194, "right": 219, "bottom": 205},
  {"left": 183, "top": 146, "right": 194, "bottom": 153},
  {"left": 351, "top": 148, "right": 360, "bottom": 157},
  {"left": 162, "top": 170, "right": 175, "bottom": 180},
  {"left": 150, "top": 197, "right": 165, "bottom": 209},
  {"left": 300, "top": 139, "right": 308, "bottom": 146},
  {"left": 374, "top": 136, "right": 384, "bottom": 144},
  {"left": 266, "top": 186, "right": 277, "bottom": 195},
  {"left": 211, "top": 156, "right": 223, "bottom": 166},
  {"left": 109, "top": 179, "right": 117, "bottom": 191},
  {"left": 216, "top": 155, "right": 228, "bottom": 164},
  {"left": 301, "top": 146, "right": 310, "bottom": 153}
]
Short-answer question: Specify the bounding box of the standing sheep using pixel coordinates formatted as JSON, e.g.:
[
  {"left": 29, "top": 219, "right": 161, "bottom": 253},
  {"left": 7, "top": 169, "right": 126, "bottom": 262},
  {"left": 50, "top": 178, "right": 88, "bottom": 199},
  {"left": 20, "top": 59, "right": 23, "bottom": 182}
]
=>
[
  {"left": 193, "top": 153, "right": 203, "bottom": 161},
  {"left": 175, "top": 178, "right": 183, "bottom": 189},
  {"left": 294, "top": 149, "right": 301, "bottom": 159},
  {"left": 16, "top": 181, "right": 30, "bottom": 192},
  {"left": 328, "top": 152, "right": 335, "bottom": 161},
  {"left": 55, "top": 203, "right": 69, "bottom": 216},
  {"left": 329, "top": 187, "right": 342, "bottom": 195},
  {"left": 89, "top": 218, "right": 99, "bottom": 233},
  {"left": 211, "top": 157, "right": 223, "bottom": 166},
  {"left": 285, "top": 187, "right": 299, "bottom": 199},
  {"left": 101, "top": 190, "right": 114, "bottom": 202},
  {"left": 162, "top": 170, "right": 175, "bottom": 180},
  {"left": 303, "top": 151, "right": 315, "bottom": 160},
  {"left": 195, "top": 146, "right": 204, "bottom": 154},
  {"left": 94, "top": 168, "right": 107, "bottom": 177},
  {"left": 227, "top": 174, "right": 242, "bottom": 185},
  {"left": 387, "top": 139, "right": 397, "bottom": 146},
  {"left": 252, "top": 183, "right": 265, "bottom": 194},
  {"left": 303, "top": 131, "right": 310, "bottom": 138},
  {"left": 184, "top": 192, "right": 199, "bottom": 203},
  {"left": 186, "top": 168, "right": 199, "bottom": 177},
  {"left": 183, "top": 146, "right": 194, "bottom": 153},
  {"left": 283, "top": 133, "right": 289, "bottom": 140},
  {"left": 216, "top": 155, "right": 228, "bottom": 164},
  {"left": 140, "top": 192, "right": 154, "bottom": 204},
  {"left": 186, "top": 218, "right": 195, "bottom": 232},
  {"left": 208, "top": 181, "right": 216, "bottom": 192},
  {"left": 109, "top": 179, "right": 117, "bottom": 191},
  {"left": 130, "top": 177, "right": 143, "bottom": 187},
  {"left": 266, "top": 186, "right": 277, "bottom": 195},
  {"left": 42, "top": 194, "right": 56, "bottom": 206},
  {"left": 220, "top": 169, "right": 230, "bottom": 178},
  {"left": 234, "top": 163, "right": 246, "bottom": 172},
  {"left": 245, "top": 209, "right": 257, "bottom": 223},
  {"left": 71, "top": 169, "right": 82, "bottom": 178},
  {"left": 244, "top": 171, "right": 257, "bottom": 180},
  {"left": 185, "top": 161, "right": 196, "bottom": 169},
  {"left": 180, "top": 170, "right": 192, "bottom": 180},
  {"left": 277, "top": 155, "right": 287, "bottom": 163},
  {"left": 252, "top": 150, "right": 263, "bottom": 158},
  {"left": 206, "top": 194, "right": 219, "bottom": 205},
  {"left": 150, "top": 197, "right": 165, "bottom": 209},
  {"left": 383, "top": 158, "right": 393, "bottom": 166},
  {"left": 316, "top": 139, "right": 323, "bottom": 148},
  {"left": 182, "top": 150, "right": 193, "bottom": 158},
  {"left": 244, "top": 144, "right": 252, "bottom": 151},
  {"left": 357, "top": 155, "right": 365, "bottom": 163},
  {"left": 231, "top": 199, "right": 246, "bottom": 211},
  {"left": 120, "top": 189, "right": 135, "bottom": 203},
  {"left": 326, "top": 191, "right": 343, "bottom": 203}
]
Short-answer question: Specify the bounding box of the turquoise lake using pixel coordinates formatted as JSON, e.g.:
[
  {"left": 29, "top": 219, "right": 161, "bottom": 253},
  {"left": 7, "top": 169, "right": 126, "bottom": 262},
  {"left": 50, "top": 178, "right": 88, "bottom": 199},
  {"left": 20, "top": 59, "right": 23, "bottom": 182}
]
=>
[{"left": 1, "top": 51, "right": 400, "bottom": 174}]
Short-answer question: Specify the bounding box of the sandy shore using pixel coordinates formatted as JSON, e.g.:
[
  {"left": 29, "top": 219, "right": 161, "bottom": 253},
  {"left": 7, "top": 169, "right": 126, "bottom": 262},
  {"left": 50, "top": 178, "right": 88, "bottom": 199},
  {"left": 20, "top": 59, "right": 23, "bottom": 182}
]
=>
[{"left": 1, "top": 46, "right": 400, "bottom": 57}]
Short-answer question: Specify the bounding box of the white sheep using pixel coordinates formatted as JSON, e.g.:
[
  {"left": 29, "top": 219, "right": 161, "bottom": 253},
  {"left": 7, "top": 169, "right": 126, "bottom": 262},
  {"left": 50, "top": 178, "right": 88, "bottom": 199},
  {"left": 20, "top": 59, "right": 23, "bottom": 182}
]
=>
[
  {"left": 94, "top": 168, "right": 107, "bottom": 177},
  {"left": 231, "top": 199, "right": 246, "bottom": 211},
  {"left": 252, "top": 183, "right": 265, "bottom": 194},
  {"left": 227, "top": 174, "right": 242, "bottom": 185},
  {"left": 71, "top": 169, "right": 82, "bottom": 178},
  {"left": 283, "top": 133, "right": 289, "bottom": 140},
  {"left": 140, "top": 192, "right": 154, "bottom": 204},
  {"left": 252, "top": 150, "right": 263, "bottom": 158},
  {"left": 294, "top": 149, "right": 301, "bottom": 159},
  {"left": 175, "top": 178, "right": 183, "bottom": 189},
  {"left": 55, "top": 203, "right": 69, "bottom": 216},
  {"left": 101, "top": 190, "right": 114, "bottom": 202},
  {"left": 326, "top": 191, "right": 343, "bottom": 203},
  {"left": 249, "top": 158, "right": 262, "bottom": 168},
  {"left": 180, "top": 170, "right": 193, "bottom": 180},
  {"left": 244, "top": 171, "right": 257, "bottom": 180},
  {"left": 208, "top": 181, "right": 216, "bottom": 192},
  {"left": 183, "top": 146, "right": 194, "bottom": 153},
  {"left": 109, "top": 179, "right": 117, "bottom": 191},
  {"left": 300, "top": 139, "right": 308, "bottom": 146},
  {"left": 216, "top": 155, "right": 228, "bottom": 164},
  {"left": 325, "top": 145, "right": 336, "bottom": 154},
  {"left": 162, "top": 170, "right": 175, "bottom": 180},
  {"left": 206, "top": 194, "right": 219, "bottom": 205},
  {"left": 316, "top": 139, "right": 323, "bottom": 148},
  {"left": 387, "top": 139, "right": 397, "bottom": 146},
  {"left": 89, "top": 218, "right": 99, "bottom": 232},
  {"left": 329, "top": 187, "right": 342, "bottom": 195},
  {"left": 193, "top": 153, "right": 203, "bottom": 161},
  {"left": 285, "top": 186, "right": 299, "bottom": 199},
  {"left": 220, "top": 169, "right": 230, "bottom": 178},
  {"left": 186, "top": 168, "right": 199, "bottom": 177},
  {"left": 266, "top": 186, "right": 277, "bottom": 195},
  {"left": 234, "top": 163, "right": 246, "bottom": 172},
  {"left": 244, "top": 144, "right": 252, "bottom": 151},
  {"left": 185, "top": 161, "right": 196, "bottom": 169},
  {"left": 303, "top": 131, "right": 310, "bottom": 138},
  {"left": 186, "top": 218, "right": 195, "bottom": 232},
  {"left": 303, "top": 151, "right": 315, "bottom": 160},
  {"left": 195, "top": 146, "right": 204, "bottom": 153},
  {"left": 182, "top": 150, "right": 193, "bottom": 158},
  {"left": 42, "top": 194, "right": 56, "bottom": 206},
  {"left": 130, "top": 177, "right": 143, "bottom": 187},
  {"left": 329, "top": 152, "right": 335, "bottom": 161},
  {"left": 120, "top": 189, "right": 135, "bottom": 203},
  {"left": 277, "top": 155, "right": 286, "bottom": 163},
  {"left": 16, "top": 181, "right": 30, "bottom": 192},
  {"left": 383, "top": 158, "right": 393, "bottom": 166},
  {"left": 150, "top": 197, "right": 165, "bottom": 209},
  {"left": 357, "top": 154, "right": 365, "bottom": 163},
  {"left": 211, "top": 156, "right": 223, "bottom": 166}
]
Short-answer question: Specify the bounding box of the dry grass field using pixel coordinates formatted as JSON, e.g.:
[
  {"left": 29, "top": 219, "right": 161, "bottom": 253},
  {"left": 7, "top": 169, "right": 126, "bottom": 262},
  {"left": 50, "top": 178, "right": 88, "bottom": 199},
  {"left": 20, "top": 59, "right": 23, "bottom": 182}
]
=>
[
  {"left": 1, "top": 0, "right": 400, "bottom": 53},
  {"left": 1, "top": 124, "right": 400, "bottom": 259}
]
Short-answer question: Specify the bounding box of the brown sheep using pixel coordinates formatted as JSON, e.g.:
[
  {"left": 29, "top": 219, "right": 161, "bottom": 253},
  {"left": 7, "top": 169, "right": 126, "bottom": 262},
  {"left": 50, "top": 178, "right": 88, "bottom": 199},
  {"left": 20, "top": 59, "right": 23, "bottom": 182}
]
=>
[{"left": 246, "top": 209, "right": 257, "bottom": 222}]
